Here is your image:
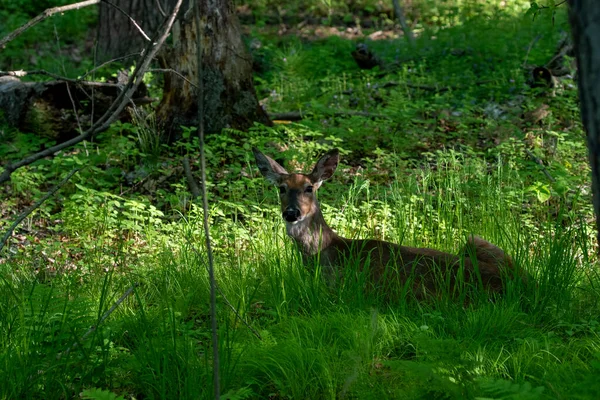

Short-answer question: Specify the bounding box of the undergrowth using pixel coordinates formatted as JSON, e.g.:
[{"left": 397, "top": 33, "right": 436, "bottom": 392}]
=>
[{"left": 1, "top": 1, "right": 598, "bottom": 399}]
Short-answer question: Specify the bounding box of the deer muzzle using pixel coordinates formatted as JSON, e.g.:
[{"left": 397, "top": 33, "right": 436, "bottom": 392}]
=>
[{"left": 283, "top": 208, "right": 301, "bottom": 223}]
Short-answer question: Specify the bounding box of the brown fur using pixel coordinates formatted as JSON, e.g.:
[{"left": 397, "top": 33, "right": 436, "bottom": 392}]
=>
[{"left": 253, "top": 147, "right": 524, "bottom": 299}]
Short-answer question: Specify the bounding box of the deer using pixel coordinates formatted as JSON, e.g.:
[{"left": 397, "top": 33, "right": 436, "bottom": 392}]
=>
[{"left": 253, "top": 147, "right": 523, "bottom": 299}]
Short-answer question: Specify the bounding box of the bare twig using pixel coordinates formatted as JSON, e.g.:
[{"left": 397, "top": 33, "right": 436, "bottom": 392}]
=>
[
  {"left": 91, "top": 42, "right": 98, "bottom": 126},
  {"left": 333, "top": 80, "right": 485, "bottom": 96},
  {"left": 537, "top": 0, "right": 567, "bottom": 9},
  {"left": 0, "top": 0, "right": 184, "bottom": 185},
  {"left": 102, "top": 0, "right": 152, "bottom": 42},
  {"left": 314, "top": 78, "right": 463, "bottom": 99},
  {"left": 0, "top": 168, "right": 80, "bottom": 254},
  {"left": 59, "top": 283, "right": 139, "bottom": 359},
  {"left": 149, "top": 68, "right": 199, "bottom": 88},
  {"left": 382, "top": 79, "right": 493, "bottom": 92},
  {"left": 183, "top": 155, "right": 200, "bottom": 198},
  {"left": 55, "top": 26, "right": 85, "bottom": 135},
  {"left": 80, "top": 51, "right": 143, "bottom": 79},
  {"left": 0, "top": 69, "right": 123, "bottom": 88},
  {"left": 388, "top": 81, "right": 443, "bottom": 91},
  {"left": 524, "top": 148, "right": 556, "bottom": 182},
  {"left": 1, "top": 68, "right": 197, "bottom": 90},
  {"left": 327, "top": 110, "right": 389, "bottom": 119},
  {"left": 544, "top": 34, "right": 574, "bottom": 70},
  {"left": 0, "top": 0, "right": 101, "bottom": 49},
  {"left": 392, "top": 0, "right": 415, "bottom": 45},
  {"left": 155, "top": 0, "right": 167, "bottom": 18},
  {"left": 194, "top": 0, "right": 220, "bottom": 396},
  {"left": 269, "top": 110, "right": 389, "bottom": 121},
  {"left": 66, "top": 82, "right": 86, "bottom": 132}
]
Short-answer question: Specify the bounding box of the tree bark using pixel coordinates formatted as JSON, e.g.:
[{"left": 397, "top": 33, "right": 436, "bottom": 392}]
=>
[
  {"left": 0, "top": 76, "right": 148, "bottom": 143},
  {"left": 156, "top": 0, "right": 270, "bottom": 134},
  {"left": 0, "top": 0, "right": 183, "bottom": 185},
  {"left": 97, "top": 0, "right": 183, "bottom": 61},
  {"left": 97, "top": 0, "right": 269, "bottom": 134},
  {"left": 568, "top": 0, "right": 600, "bottom": 250},
  {"left": 391, "top": 0, "right": 415, "bottom": 45}
]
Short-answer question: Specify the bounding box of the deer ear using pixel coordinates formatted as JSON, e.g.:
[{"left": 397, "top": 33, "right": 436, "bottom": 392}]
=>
[
  {"left": 309, "top": 149, "right": 339, "bottom": 186},
  {"left": 253, "top": 147, "right": 288, "bottom": 184}
]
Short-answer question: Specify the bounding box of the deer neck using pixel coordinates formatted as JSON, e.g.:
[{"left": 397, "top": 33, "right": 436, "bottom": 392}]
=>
[{"left": 285, "top": 204, "right": 338, "bottom": 257}]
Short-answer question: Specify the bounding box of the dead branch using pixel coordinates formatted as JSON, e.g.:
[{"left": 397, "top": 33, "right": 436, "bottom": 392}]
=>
[
  {"left": 183, "top": 155, "right": 200, "bottom": 199},
  {"left": 193, "top": 0, "right": 221, "bottom": 394},
  {"left": 382, "top": 79, "right": 494, "bottom": 92},
  {"left": 1, "top": 69, "right": 125, "bottom": 88},
  {"left": 337, "top": 81, "right": 456, "bottom": 95},
  {"left": 269, "top": 111, "right": 306, "bottom": 121},
  {"left": 0, "top": 168, "right": 81, "bottom": 254},
  {"left": 65, "top": 82, "right": 85, "bottom": 135},
  {"left": 155, "top": 0, "right": 167, "bottom": 18},
  {"left": 270, "top": 110, "right": 389, "bottom": 121},
  {"left": 80, "top": 51, "right": 143, "bottom": 79},
  {"left": 149, "top": 68, "right": 199, "bottom": 89},
  {"left": 0, "top": 0, "right": 184, "bottom": 185},
  {"left": 0, "top": 78, "right": 155, "bottom": 140},
  {"left": 384, "top": 81, "right": 453, "bottom": 91},
  {"left": 102, "top": 0, "right": 152, "bottom": 42},
  {"left": 2, "top": 68, "right": 196, "bottom": 89},
  {"left": 524, "top": 148, "right": 556, "bottom": 183},
  {"left": 537, "top": 0, "right": 567, "bottom": 9},
  {"left": 381, "top": 81, "right": 447, "bottom": 92},
  {"left": 0, "top": 0, "right": 101, "bottom": 49}
]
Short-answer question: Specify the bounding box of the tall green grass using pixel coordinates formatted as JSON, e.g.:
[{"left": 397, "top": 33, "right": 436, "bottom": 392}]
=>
[
  {"left": 1, "top": 148, "right": 598, "bottom": 399},
  {"left": 1, "top": 2, "right": 596, "bottom": 397}
]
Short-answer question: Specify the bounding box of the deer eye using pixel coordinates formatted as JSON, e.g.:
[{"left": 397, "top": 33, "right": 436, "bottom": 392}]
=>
[
  {"left": 279, "top": 186, "right": 286, "bottom": 194},
  {"left": 305, "top": 186, "right": 314, "bottom": 193}
]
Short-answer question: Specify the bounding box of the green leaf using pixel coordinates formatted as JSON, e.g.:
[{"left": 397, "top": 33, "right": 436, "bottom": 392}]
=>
[
  {"left": 526, "top": 182, "right": 551, "bottom": 202},
  {"left": 525, "top": 2, "right": 540, "bottom": 18}
]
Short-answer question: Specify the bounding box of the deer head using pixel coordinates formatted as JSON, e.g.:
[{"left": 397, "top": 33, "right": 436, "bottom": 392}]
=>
[{"left": 252, "top": 147, "right": 339, "bottom": 224}]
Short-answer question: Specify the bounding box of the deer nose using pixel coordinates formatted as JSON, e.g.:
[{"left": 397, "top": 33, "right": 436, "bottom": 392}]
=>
[{"left": 283, "top": 208, "right": 300, "bottom": 222}]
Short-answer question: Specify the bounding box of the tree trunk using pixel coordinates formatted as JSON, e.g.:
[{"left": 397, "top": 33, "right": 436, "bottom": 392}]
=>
[
  {"left": 391, "top": 0, "right": 415, "bottom": 45},
  {"left": 97, "top": 0, "right": 269, "bottom": 135},
  {"left": 156, "top": 0, "right": 270, "bottom": 134},
  {"left": 568, "top": 0, "right": 600, "bottom": 250},
  {"left": 97, "top": 0, "right": 182, "bottom": 61}
]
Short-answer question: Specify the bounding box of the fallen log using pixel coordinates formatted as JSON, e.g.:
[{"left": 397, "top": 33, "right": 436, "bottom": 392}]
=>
[{"left": 0, "top": 75, "right": 151, "bottom": 143}]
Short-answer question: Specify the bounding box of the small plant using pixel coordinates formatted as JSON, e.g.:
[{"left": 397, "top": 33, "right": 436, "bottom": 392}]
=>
[{"left": 130, "top": 107, "right": 163, "bottom": 160}]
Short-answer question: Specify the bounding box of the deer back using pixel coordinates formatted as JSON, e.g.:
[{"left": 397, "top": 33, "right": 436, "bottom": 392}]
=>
[{"left": 317, "top": 235, "right": 509, "bottom": 297}]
